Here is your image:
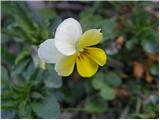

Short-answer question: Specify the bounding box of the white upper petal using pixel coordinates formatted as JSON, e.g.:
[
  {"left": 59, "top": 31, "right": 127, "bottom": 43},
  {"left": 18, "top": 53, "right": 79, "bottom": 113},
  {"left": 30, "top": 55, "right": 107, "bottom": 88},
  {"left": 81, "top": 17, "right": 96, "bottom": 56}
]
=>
[
  {"left": 54, "top": 18, "right": 82, "bottom": 56},
  {"left": 38, "top": 39, "right": 62, "bottom": 63}
]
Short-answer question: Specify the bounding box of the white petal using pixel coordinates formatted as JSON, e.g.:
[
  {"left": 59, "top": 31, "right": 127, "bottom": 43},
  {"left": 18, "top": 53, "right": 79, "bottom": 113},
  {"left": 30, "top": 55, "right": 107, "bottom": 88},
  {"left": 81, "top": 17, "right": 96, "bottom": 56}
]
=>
[
  {"left": 38, "top": 39, "right": 62, "bottom": 63},
  {"left": 55, "top": 18, "right": 82, "bottom": 56}
]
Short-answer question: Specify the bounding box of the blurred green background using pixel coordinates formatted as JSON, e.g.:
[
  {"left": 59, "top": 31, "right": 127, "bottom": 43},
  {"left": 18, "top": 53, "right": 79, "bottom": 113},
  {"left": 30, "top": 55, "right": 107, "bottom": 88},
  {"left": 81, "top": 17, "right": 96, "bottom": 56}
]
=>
[{"left": 1, "top": 1, "right": 159, "bottom": 119}]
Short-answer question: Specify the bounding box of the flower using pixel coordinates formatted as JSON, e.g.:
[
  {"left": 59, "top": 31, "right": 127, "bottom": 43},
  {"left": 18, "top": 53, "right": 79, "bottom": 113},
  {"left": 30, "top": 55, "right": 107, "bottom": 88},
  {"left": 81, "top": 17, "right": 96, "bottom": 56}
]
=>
[{"left": 38, "top": 18, "right": 107, "bottom": 77}]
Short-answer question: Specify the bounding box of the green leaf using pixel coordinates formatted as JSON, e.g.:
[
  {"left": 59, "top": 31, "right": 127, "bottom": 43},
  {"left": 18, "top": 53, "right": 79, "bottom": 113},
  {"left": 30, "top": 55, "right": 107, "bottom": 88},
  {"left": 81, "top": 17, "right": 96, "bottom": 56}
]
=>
[
  {"left": 1, "top": 47, "right": 16, "bottom": 64},
  {"left": 92, "top": 72, "right": 105, "bottom": 89},
  {"left": 92, "top": 72, "right": 116, "bottom": 100},
  {"left": 12, "top": 2, "right": 36, "bottom": 31},
  {"left": 2, "top": 2, "right": 36, "bottom": 32},
  {"left": 50, "top": 17, "right": 62, "bottom": 36},
  {"left": 105, "top": 72, "right": 122, "bottom": 86},
  {"left": 84, "top": 98, "right": 107, "bottom": 113},
  {"left": 31, "top": 95, "right": 60, "bottom": 119},
  {"left": 29, "top": 68, "right": 44, "bottom": 85},
  {"left": 1, "top": 66, "right": 11, "bottom": 90},
  {"left": 2, "top": 2, "right": 39, "bottom": 44},
  {"left": 18, "top": 101, "right": 32, "bottom": 118},
  {"left": 141, "top": 29, "right": 158, "bottom": 53},
  {"left": 150, "top": 63, "right": 158, "bottom": 76},
  {"left": 31, "top": 92, "right": 44, "bottom": 100},
  {"left": 80, "top": 10, "right": 116, "bottom": 40},
  {"left": 44, "top": 65, "right": 62, "bottom": 89},
  {"left": 142, "top": 39, "right": 158, "bottom": 53},
  {"left": 30, "top": 46, "right": 44, "bottom": 69},
  {"left": 1, "top": 91, "right": 18, "bottom": 101},
  {"left": 13, "top": 59, "right": 31, "bottom": 75},
  {"left": 2, "top": 26, "right": 35, "bottom": 44},
  {"left": 1, "top": 66, "right": 9, "bottom": 81},
  {"left": 38, "top": 8, "right": 57, "bottom": 22},
  {"left": 126, "top": 38, "right": 138, "bottom": 50},
  {"left": 1, "top": 99, "right": 19, "bottom": 110},
  {"left": 15, "top": 48, "right": 30, "bottom": 65},
  {"left": 22, "top": 61, "right": 35, "bottom": 81},
  {"left": 80, "top": 10, "right": 102, "bottom": 30},
  {"left": 100, "top": 85, "right": 116, "bottom": 100},
  {"left": 132, "top": 11, "right": 150, "bottom": 29},
  {"left": 1, "top": 110, "right": 16, "bottom": 119},
  {"left": 100, "top": 18, "right": 116, "bottom": 39}
]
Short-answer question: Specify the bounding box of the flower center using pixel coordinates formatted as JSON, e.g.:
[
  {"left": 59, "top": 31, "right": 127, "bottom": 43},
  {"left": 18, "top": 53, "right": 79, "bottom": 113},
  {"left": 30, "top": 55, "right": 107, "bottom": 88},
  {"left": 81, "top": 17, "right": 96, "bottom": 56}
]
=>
[
  {"left": 76, "top": 48, "right": 90, "bottom": 61},
  {"left": 77, "top": 48, "right": 84, "bottom": 52},
  {"left": 76, "top": 47, "right": 84, "bottom": 56}
]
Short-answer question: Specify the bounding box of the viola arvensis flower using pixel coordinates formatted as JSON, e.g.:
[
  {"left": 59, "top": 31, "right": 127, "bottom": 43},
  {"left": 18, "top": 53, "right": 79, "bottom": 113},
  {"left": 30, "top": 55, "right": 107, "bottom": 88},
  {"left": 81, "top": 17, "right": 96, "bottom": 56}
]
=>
[{"left": 38, "top": 18, "right": 107, "bottom": 77}]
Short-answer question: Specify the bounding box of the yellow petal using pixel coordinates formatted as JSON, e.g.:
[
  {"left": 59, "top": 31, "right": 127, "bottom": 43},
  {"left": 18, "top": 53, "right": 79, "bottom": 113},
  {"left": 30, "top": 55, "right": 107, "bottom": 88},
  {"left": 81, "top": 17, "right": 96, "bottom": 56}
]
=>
[
  {"left": 76, "top": 53, "right": 98, "bottom": 77},
  {"left": 77, "top": 29, "right": 103, "bottom": 49},
  {"left": 55, "top": 54, "right": 76, "bottom": 76},
  {"left": 85, "top": 47, "right": 107, "bottom": 66}
]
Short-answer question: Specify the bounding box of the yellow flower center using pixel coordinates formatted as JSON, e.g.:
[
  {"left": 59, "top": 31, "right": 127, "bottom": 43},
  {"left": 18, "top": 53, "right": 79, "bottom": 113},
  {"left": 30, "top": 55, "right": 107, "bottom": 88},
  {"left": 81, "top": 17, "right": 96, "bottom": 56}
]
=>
[{"left": 77, "top": 48, "right": 89, "bottom": 60}]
